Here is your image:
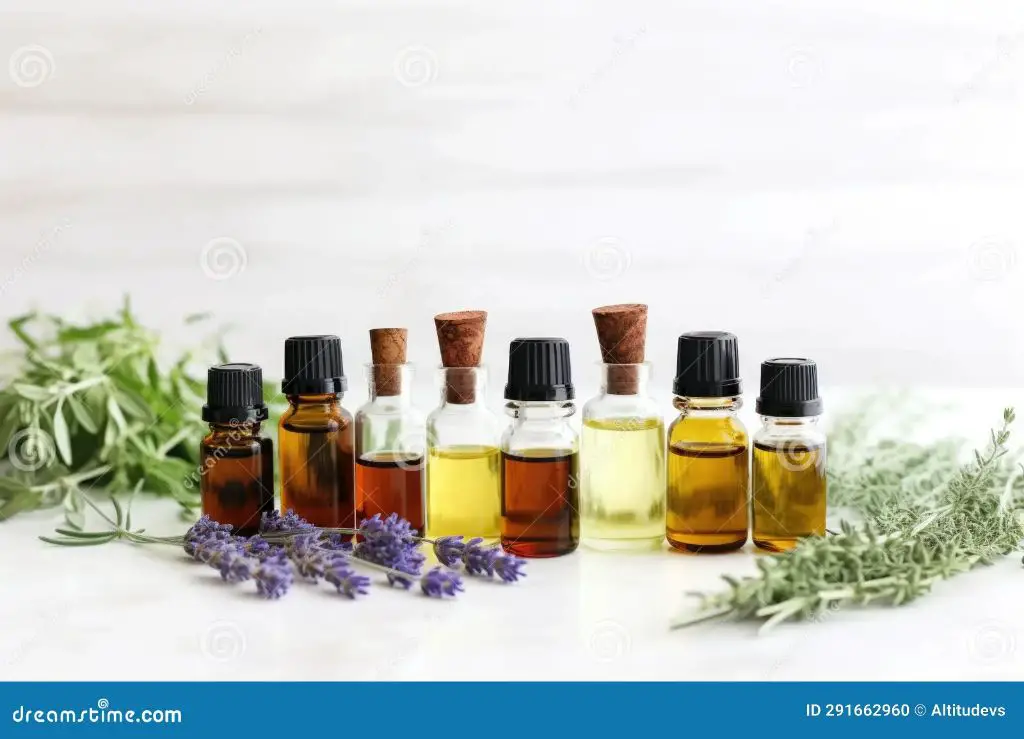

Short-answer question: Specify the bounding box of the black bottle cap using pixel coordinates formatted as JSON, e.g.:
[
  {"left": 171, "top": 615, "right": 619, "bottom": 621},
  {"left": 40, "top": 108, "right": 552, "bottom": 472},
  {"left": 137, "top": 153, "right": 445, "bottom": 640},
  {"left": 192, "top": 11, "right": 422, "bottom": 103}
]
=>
[
  {"left": 282, "top": 335, "right": 347, "bottom": 395},
  {"left": 504, "top": 338, "right": 574, "bottom": 402},
  {"left": 203, "top": 363, "right": 269, "bottom": 424},
  {"left": 673, "top": 331, "right": 742, "bottom": 397},
  {"left": 756, "top": 358, "right": 823, "bottom": 417}
]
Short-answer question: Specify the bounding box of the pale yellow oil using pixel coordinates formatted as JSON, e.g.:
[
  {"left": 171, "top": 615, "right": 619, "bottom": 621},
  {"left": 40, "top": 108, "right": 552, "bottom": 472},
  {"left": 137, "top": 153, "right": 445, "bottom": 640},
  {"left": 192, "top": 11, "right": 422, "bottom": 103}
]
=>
[
  {"left": 580, "top": 418, "right": 666, "bottom": 550},
  {"left": 426, "top": 445, "right": 501, "bottom": 541}
]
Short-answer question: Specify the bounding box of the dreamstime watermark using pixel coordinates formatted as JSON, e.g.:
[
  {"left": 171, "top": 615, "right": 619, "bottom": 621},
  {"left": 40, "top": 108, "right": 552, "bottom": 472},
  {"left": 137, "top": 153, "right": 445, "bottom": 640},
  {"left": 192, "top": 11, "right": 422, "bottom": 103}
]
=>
[
  {"left": 200, "top": 621, "right": 247, "bottom": 663},
  {"left": 587, "top": 620, "right": 631, "bottom": 663},
  {"left": 377, "top": 219, "right": 455, "bottom": 297},
  {"left": 787, "top": 48, "right": 822, "bottom": 88},
  {"left": 954, "top": 32, "right": 1024, "bottom": 104},
  {"left": 583, "top": 236, "right": 632, "bottom": 281},
  {"left": 12, "top": 699, "right": 182, "bottom": 725},
  {"left": 969, "top": 621, "right": 1016, "bottom": 664},
  {"left": 9, "top": 45, "right": 54, "bottom": 88},
  {"left": 184, "top": 27, "right": 262, "bottom": 105},
  {"left": 7, "top": 428, "right": 56, "bottom": 473},
  {"left": 568, "top": 27, "right": 647, "bottom": 107},
  {"left": 200, "top": 237, "right": 247, "bottom": 281},
  {"left": 183, "top": 418, "right": 259, "bottom": 490},
  {"left": 394, "top": 45, "right": 438, "bottom": 88},
  {"left": 0, "top": 218, "right": 72, "bottom": 297},
  {"left": 967, "top": 238, "right": 1016, "bottom": 282},
  {"left": 765, "top": 218, "right": 838, "bottom": 294}
]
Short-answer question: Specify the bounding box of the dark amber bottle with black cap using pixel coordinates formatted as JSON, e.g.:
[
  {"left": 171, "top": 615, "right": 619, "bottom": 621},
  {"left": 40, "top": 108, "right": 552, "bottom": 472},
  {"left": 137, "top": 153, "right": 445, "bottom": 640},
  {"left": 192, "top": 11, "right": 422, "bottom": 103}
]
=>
[
  {"left": 752, "top": 358, "right": 826, "bottom": 552},
  {"left": 667, "top": 332, "right": 749, "bottom": 553},
  {"left": 278, "top": 335, "right": 355, "bottom": 529},
  {"left": 200, "top": 363, "right": 274, "bottom": 535},
  {"left": 500, "top": 337, "right": 579, "bottom": 558}
]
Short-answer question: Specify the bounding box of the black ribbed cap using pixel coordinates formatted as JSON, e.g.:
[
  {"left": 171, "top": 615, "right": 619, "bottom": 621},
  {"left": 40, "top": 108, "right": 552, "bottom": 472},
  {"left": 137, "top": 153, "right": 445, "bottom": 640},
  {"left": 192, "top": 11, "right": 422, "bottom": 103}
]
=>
[
  {"left": 505, "top": 338, "right": 574, "bottom": 402},
  {"left": 756, "top": 358, "right": 822, "bottom": 417},
  {"left": 673, "top": 331, "right": 742, "bottom": 397},
  {"left": 203, "top": 363, "right": 268, "bottom": 424},
  {"left": 282, "top": 335, "right": 347, "bottom": 395}
]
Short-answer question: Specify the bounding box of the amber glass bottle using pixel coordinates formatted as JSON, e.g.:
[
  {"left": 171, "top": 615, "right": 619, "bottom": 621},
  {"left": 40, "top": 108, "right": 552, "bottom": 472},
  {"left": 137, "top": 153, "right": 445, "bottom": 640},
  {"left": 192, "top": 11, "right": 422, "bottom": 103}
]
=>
[
  {"left": 500, "top": 338, "right": 579, "bottom": 558},
  {"left": 752, "top": 358, "right": 826, "bottom": 552},
  {"left": 200, "top": 363, "right": 274, "bottom": 536},
  {"left": 666, "top": 332, "right": 749, "bottom": 553},
  {"left": 278, "top": 335, "right": 355, "bottom": 529}
]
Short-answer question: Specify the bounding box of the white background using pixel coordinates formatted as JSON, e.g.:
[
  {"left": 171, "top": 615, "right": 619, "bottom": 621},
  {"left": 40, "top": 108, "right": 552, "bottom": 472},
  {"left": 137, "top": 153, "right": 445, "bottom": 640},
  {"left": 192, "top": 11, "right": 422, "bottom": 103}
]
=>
[{"left": 2, "top": 1, "right": 1024, "bottom": 681}]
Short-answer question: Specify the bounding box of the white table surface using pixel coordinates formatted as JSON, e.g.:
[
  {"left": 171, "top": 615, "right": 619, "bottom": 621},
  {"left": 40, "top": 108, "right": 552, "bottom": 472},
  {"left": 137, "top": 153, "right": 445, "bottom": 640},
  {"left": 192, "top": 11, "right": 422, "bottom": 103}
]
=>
[{"left": 2, "top": 390, "right": 1023, "bottom": 682}]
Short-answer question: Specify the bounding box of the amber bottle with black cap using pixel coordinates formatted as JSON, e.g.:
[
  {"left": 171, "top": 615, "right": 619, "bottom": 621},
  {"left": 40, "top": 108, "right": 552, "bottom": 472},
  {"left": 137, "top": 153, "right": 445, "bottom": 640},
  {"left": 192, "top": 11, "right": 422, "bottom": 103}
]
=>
[
  {"left": 500, "top": 337, "right": 579, "bottom": 558},
  {"left": 278, "top": 335, "right": 355, "bottom": 529},
  {"left": 200, "top": 363, "right": 274, "bottom": 535}
]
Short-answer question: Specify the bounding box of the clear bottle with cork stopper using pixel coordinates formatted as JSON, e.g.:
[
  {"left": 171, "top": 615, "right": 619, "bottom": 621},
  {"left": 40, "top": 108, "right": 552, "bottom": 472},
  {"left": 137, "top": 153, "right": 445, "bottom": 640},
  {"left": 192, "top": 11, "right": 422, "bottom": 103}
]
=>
[
  {"left": 200, "top": 363, "right": 274, "bottom": 536},
  {"left": 580, "top": 304, "right": 666, "bottom": 551},
  {"left": 425, "top": 311, "right": 502, "bottom": 540},
  {"left": 751, "top": 358, "right": 826, "bottom": 552},
  {"left": 354, "top": 328, "right": 425, "bottom": 532},
  {"left": 278, "top": 335, "right": 355, "bottom": 529},
  {"left": 501, "top": 337, "right": 579, "bottom": 558},
  {"left": 667, "top": 332, "right": 749, "bottom": 553}
]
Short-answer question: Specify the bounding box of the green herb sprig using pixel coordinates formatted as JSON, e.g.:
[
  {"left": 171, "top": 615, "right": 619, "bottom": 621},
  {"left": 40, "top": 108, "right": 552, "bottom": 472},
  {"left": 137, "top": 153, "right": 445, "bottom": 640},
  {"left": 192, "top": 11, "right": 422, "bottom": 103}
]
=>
[
  {"left": 673, "top": 407, "right": 1024, "bottom": 633},
  {"left": 0, "top": 298, "right": 280, "bottom": 525}
]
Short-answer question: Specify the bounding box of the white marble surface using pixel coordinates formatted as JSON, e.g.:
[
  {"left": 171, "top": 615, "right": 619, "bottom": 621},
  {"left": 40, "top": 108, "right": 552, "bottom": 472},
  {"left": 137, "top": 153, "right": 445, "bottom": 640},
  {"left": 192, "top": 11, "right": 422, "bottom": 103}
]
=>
[{"left": 2, "top": 1, "right": 1024, "bottom": 680}]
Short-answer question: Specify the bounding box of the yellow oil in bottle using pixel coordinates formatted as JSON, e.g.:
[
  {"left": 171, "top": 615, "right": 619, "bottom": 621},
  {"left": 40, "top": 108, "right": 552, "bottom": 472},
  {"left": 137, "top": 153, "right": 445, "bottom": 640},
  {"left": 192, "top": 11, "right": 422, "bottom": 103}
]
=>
[
  {"left": 752, "top": 441, "right": 826, "bottom": 552},
  {"left": 580, "top": 417, "right": 665, "bottom": 550},
  {"left": 426, "top": 444, "right": 501, "bottom": 540}
]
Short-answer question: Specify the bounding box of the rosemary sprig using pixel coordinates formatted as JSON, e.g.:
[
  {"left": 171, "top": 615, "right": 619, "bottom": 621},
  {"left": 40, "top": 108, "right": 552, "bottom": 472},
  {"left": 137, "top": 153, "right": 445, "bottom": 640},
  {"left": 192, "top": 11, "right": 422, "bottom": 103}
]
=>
[{"left": 673, "top": 407, "right": 1024, "bottom": 633}]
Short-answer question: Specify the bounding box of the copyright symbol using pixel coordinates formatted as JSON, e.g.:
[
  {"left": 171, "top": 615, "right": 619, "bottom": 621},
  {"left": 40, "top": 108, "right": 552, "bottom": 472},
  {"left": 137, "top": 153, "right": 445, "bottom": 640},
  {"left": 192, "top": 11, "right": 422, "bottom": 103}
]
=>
[{"left": 914, "top": 704, "right": 926, "bottom": 717}]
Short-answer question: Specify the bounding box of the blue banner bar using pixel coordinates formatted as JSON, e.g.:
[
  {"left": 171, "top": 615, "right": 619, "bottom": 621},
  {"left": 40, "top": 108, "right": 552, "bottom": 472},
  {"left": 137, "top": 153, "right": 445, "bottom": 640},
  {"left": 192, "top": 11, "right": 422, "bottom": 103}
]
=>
[{"left": 1, "top": 682, "right": 1018, "bottom": 737}]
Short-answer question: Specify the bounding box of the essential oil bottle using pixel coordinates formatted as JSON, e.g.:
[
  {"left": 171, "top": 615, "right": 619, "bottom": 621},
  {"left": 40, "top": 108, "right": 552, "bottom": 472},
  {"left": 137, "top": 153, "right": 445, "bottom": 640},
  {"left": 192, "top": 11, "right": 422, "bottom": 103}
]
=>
[
  {"left": 581, "top": 304, "right": 665, "bottom": 550},
  {"left": 501, "top": 338, "right": 579, "bottom": 558},
  {"left": 200, "top": 363, "right": 274, "bottom": 536},
  {"left": 751, "top": 358, "right": 826, "bottom": 552},
  {"left": 426, "top": 311, "right": 502, "bottom": 540},
  {"left": 278, "top": 335, "right": 355, "bottom": 529},
  {"left": 355, "top": 328, "right": 425, "bottom": 532},
  {"left": 666, "top": 332, "right": 749, "bottom": 553}
]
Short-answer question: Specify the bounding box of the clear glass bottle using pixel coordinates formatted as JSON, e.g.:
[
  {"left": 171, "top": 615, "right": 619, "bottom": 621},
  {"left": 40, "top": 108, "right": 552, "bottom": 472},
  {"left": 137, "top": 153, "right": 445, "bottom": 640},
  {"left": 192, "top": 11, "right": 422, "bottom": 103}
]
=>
[
  {"left": 666, "top": 332, "right": 749, "bottom": 553},
  {"left": 425, "top": 366, "right": 502, "bottom": 540},
  {"left": 581, "top": 363, "right": 665, "bottom": 550},
  {"left": 355, "top": 362, "right": 425, "bottom": 532},
  {"left": 199, "top": 363, "right": 274, "bottom": 536},
  {"left": 278, "top": 335, "right": 355, "bottom": 529},
  {"left": 751, "top": 358, "right": 826, "bottom": 552},
  {"left": 501, "top": 338, "right": 579, "bottom": 558}
]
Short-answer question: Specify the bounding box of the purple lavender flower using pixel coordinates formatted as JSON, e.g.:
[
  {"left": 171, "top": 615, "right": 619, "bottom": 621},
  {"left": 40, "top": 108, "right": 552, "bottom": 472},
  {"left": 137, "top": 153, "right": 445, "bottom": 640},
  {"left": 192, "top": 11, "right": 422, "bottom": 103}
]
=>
[
  {"left": 217, "top": 548, "right": 255, "bottom": 583},
  {"left": 463, "top": 540, "right": 500, "bottom": 577},
  {"left": 324, "top": 557, "right": 371, "bottom": 599},
  {"left": 433, "top": 535, "right": 468, "bottom": 568},
  {"left": 420, "top": 567, "right": 464, "bottom": 598},
  {"left": 320, "top": 532, "right": 353, "bottom": 553},
  {"left": 254, "top": 554, "right": 294, "bottom": 599},
  {"left": 243, "top": 536, "right": 272, "bottom": 558},
  {"left": 183, "top": 515, "right": 234, "bottom": 557},
  {"left": 493, "top": 552, "right": 527, "bottom": 583},
  {"left": 260, "top": 509, "right": 315, "bottom": 534},
  {"left": 286, "top": 534, "right": 328, "bottom": 581},
  {"left": 355, "top": 513, "right": 425, "bottom": 588}
]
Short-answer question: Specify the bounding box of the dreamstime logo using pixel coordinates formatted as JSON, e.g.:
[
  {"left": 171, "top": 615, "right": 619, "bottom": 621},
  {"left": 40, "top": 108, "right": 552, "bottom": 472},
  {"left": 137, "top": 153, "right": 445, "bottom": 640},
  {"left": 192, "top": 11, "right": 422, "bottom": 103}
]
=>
[
  {"left": 583, "top": 237, "right": 632, "bottom": 281},
  {"left": 9, "top": 45, "right": 54, "bottom": 88},
  {"left": 8, "top": 428, "right": 56, "bottom": 472},
  {"left": 968, "top": 238, "right": 1016, "bottom": 281},
  {"left": 200, "top": 237, "right": 247, "bottom": 281},
  {"left": 567, "top": 27, "right": 647, "bottom": 107},
  {"left": 588, "top": 620, "right": 631, "bottom": 663},
  {"left": 776, "top": 439, "right": 821, "bottom": 473},
  {"left": 394, "top": 46, "right": 438, "bottom": 88},
  {"left": 0, "top": 218, "right": 72, "bottom": 297},
  {"left": 787, "top": 48, "right": 820, "bottom": 88},
  {"left": 393, "top": 428, "right": 427, "bottom": 471},
  {"left": 184, "top": 27, "right": 262, "bottom": 105},
  {"left": 970, "top": 622, "right": 1016, "bottom": 664},
  {"left": 954, "top": 33, "right": 1023, "bottom": 104},
  {"left": 200, "top": 621, "right": 246, "bottom": 663}
]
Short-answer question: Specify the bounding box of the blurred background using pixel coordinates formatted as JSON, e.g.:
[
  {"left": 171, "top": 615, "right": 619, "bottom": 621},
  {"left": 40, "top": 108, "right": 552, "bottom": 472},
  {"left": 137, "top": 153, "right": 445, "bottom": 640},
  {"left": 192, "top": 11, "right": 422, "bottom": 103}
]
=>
[{"left": 2, "top": 0, "right": 1024, "bottom": 409}]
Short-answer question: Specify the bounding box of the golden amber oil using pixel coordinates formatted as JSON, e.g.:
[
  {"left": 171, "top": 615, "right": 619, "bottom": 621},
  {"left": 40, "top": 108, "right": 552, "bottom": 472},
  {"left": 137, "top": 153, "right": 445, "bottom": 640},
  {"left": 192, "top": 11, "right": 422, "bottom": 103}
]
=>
[
  {"left": 426, "top": 445, "right": 501, "bottom": 540},
  {"left": 580, "top": 418, "right": 665, "bottom": 550},
  {"left": 752, "top": 441, "right": 826, "bottom": 552},
  {"left": 666, "top": 415, "right": 749, "bottom": 553}
]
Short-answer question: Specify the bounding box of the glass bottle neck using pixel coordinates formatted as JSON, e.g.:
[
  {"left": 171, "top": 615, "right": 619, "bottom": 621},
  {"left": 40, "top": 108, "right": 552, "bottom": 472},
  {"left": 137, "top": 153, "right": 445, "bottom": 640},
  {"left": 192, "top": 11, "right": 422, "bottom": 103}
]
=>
[
  {"left": 366, "top": 364, "right": 414, "bottom": 405},
  {"left": 598, "top": 362, "right": 651, "bottom": 397},
  {"left": 208, "top": 421, "right": 261, "bottom": 438},
  {"left": 760, "top": 415, "right": 820, "bottom": 430},
  {"left": 437, "top": 366, "right": 487, "bottom": 407},
  {"left": 288, "top": 393, "right": 342, "bottom": 409},
  {"left": 504, "top": 400, "right": 575, "bottom": 421},
  {"left": 673, "top": 396, "right": 742, "bottom": 416}
]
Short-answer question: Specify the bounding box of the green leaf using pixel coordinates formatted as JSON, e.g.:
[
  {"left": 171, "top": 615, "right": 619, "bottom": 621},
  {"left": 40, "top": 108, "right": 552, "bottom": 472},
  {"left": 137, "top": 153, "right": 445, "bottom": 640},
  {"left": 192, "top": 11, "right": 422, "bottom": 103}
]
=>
[
  {"left": 57, "top": 321, "right": 122, "bottom": 343},
  {"left": 184, "top": 312, "right": 213, "bottom": 324},
  {"left": 115, "top": 387, "right": 153, "bottom": 422},
  {"left": 106, "top": 394, "right": 128, "bottom": 434},
  {"left": 0, "top": 478, "right": 32, "bottom": 500},
  {"left": 13, "top": 383, "right": 51, "bottom": 401},
  {"left": 0, "top": 490, "right": 39, "bottom": 520},
  {"left": 39, "top": 534, "right": 116, "bottom": 546},
  {"left": 52, "top": 401, "right": 73, "bottom": 465},
  {"left": 0, "top": 402, "right": 22, "bottom": 453},
  {"left": 66, "top": 394, "right": 99, "bottom": 434},
  {"left": 64, "top": 508, "right": 86, "bottom": 530},
  {"left": 8, "top": 313, "right": 39, "bottom": 349}
]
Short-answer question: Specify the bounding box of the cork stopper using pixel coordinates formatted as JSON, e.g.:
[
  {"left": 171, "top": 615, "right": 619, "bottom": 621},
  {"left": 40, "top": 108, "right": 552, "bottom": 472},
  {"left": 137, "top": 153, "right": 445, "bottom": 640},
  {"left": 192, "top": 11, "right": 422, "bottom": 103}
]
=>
[
  {"left": 369, "top": 328, "right": 408, "bottom": 396},
  {"left": 434, "top": 310, "right": 487, "bottom": 403},
  {"left": 592, "top": 303, "right": 648, "bottom": 395}
]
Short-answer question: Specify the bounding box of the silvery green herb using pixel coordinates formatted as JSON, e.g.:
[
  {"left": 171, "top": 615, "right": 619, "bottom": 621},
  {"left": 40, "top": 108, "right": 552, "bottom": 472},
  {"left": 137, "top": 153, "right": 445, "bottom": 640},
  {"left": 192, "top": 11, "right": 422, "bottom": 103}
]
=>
[{"left": 673, "top": 406, "right": 1024, "bottom": 633}]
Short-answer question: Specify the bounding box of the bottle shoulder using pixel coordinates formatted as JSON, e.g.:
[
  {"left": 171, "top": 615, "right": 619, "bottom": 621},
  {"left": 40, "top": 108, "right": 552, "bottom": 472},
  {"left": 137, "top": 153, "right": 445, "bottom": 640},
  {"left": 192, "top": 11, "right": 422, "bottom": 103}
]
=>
[
  {"left": 752, "top": 421, "right": 826, "bottom": 448},
  {"left": 582, "top": 393, "right": 660, "bottom": 421},
  {"left": 668, "top": 413, "right": 748, "bottom": 445}
]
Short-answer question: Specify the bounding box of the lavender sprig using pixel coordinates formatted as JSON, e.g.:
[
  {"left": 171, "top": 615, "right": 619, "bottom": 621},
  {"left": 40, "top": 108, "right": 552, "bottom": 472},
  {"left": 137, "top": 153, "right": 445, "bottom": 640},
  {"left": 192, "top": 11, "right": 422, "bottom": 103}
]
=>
[
  {"left": 432, "top": 535, "right": 527, "bottom": 583},
  {"left": 420, "top": 567, "right": 464, "bottom": 598},
  {"left": 354, "top": 513, "right": 426, "bottom": 589},
  {"left": 325, "top": 557, "right": 371, "bottom": 598}
]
